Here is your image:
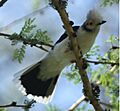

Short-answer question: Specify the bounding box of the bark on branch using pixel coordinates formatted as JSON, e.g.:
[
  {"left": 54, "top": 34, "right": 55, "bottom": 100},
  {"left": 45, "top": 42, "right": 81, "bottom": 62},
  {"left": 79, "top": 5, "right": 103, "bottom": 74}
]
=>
[{"left": 51, "top": 0, "right": 103, "bottom": 111}]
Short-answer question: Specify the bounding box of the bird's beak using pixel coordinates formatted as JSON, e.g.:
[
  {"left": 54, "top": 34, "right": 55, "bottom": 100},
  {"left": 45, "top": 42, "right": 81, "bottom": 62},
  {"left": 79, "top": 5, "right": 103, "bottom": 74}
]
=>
[{"left": 98, "top": 20, "right": 106, "bottom": 25}]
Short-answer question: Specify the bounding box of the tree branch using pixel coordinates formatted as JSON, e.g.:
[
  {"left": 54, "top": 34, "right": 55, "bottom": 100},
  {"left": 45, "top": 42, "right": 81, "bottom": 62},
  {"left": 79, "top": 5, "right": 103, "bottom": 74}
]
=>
[
  {"left": 0, "top": 102, "right": 27, "bottom": 108},
  {"left": 86, "top": 59, "right": 119, "bottom": 65},
  {"left": 68, "top": 95, "right": 86, "bottom": 111},
  {"left": 68, "top": 95, "right": 114, "bottom": 111},
  {"left": 51, "top": 0, "right": 103, "bottom": 111},
  {"left": 0, "top": 100, "right": 35, "bottom": 109},
  {"left": 0, "top": 32, "right": 54, "bottom": 52}
]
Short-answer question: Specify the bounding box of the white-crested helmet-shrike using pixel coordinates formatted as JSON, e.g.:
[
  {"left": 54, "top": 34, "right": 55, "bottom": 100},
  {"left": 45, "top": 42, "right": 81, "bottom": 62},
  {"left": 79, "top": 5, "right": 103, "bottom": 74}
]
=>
[{"left": 14, "top": 9, "right": 106, "bottom": 103}]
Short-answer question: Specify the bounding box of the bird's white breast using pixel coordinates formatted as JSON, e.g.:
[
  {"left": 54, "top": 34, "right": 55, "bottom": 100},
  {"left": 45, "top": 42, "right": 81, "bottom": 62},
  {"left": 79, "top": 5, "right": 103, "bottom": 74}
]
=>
[
  {"left": 77, "top": 27, "right": 99, "bottom": 54},
  {"left": 38, "top": 27, "right": 100, "bottom": 80}
]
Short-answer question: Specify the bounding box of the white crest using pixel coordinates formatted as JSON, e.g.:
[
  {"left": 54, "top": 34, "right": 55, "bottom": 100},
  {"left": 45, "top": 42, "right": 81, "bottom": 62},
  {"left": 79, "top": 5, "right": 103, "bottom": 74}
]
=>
[{"left": 87, "top": 9, "right": 103, "bottom": 23}]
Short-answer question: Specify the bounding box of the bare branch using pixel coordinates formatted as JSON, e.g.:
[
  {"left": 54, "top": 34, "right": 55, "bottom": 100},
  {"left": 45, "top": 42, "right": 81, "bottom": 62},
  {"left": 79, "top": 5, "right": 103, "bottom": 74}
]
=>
[
  {"left": 0, "top": 32, "right": 10, "bottom": 37},
  {"left": 51, "top": 0, "right": 103, "bottom": 111},
  {"left": 86, "top": 59, "right": 119, "bottom": 65},
  {"left": 68, "top": 95, "right": 86, "bottom": 111},
  {"left": 0, "top": 100, "right": 35, "bottom": 109},
  {"left": 0, "top": 102, "right": 27, "bottom": 108}
]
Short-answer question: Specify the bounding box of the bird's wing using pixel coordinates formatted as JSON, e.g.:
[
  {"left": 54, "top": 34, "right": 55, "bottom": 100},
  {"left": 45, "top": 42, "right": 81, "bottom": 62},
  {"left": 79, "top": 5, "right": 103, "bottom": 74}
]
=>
[
  {"left": 55, "top": 26, "right": 80, "bottom": 45},
  {"left": 73, "top": 26, "right": 80, "bottom": 32},
  {"left": 55, "top": 32, "right": 68, "bottom": 45}
]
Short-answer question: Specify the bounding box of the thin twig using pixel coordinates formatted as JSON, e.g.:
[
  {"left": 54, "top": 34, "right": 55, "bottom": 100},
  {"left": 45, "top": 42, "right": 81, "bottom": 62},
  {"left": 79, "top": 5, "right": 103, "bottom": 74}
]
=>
[
  {"left": 0, "top": 100, "right": 35, "bottom": 109},
  {"left": 51, "top": 0, "right": 103, "bottom": 111},
  {"left": 0, "top": 103, "right": 27, "bottom": 108},
  {"left": 68, "top": 95, "right": 86, "bottom": 111},
  {"left": 0, "top": 32, "right": 53, "bottom": 52},
  {"left": 86, "top": 59, "right": 119, "bottom": 65},
  {"left": 0, "top": 32, "right": 11, "bottom": 37}
]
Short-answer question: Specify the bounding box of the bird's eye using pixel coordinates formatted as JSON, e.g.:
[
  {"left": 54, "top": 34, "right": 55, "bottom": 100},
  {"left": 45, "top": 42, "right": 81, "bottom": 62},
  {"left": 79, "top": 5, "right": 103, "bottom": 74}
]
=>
[{"left": 89, "top": 22, "right": 93, "bottom": 25}]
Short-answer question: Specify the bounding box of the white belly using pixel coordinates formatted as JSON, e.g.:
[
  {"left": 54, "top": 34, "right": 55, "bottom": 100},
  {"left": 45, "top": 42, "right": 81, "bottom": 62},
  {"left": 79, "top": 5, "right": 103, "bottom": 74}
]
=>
[
  {"left": 37, "top": 38, "right": 75, "bottom": 80},
  {"left": 38, "top": 28, "right": 99, "bottom": 80}
]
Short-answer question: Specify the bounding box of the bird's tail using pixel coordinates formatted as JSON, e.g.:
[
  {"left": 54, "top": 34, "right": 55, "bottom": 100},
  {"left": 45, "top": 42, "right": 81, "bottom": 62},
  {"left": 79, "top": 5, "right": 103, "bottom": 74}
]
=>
[{"left": 13, "top": 61, "right": 59, "bottom": 104}]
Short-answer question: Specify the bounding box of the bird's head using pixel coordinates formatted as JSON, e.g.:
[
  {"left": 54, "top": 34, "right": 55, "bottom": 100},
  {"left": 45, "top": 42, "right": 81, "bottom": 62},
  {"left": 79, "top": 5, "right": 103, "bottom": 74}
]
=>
[{"left": 82, "top": 9, "right": 106, "bottom": 32}]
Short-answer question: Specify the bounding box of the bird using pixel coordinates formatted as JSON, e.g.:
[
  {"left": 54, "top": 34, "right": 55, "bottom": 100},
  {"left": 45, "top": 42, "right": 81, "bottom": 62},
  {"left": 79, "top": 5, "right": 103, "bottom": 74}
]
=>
[{"left": 14, "top": 9, "right": 106, "bottom": 103}]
